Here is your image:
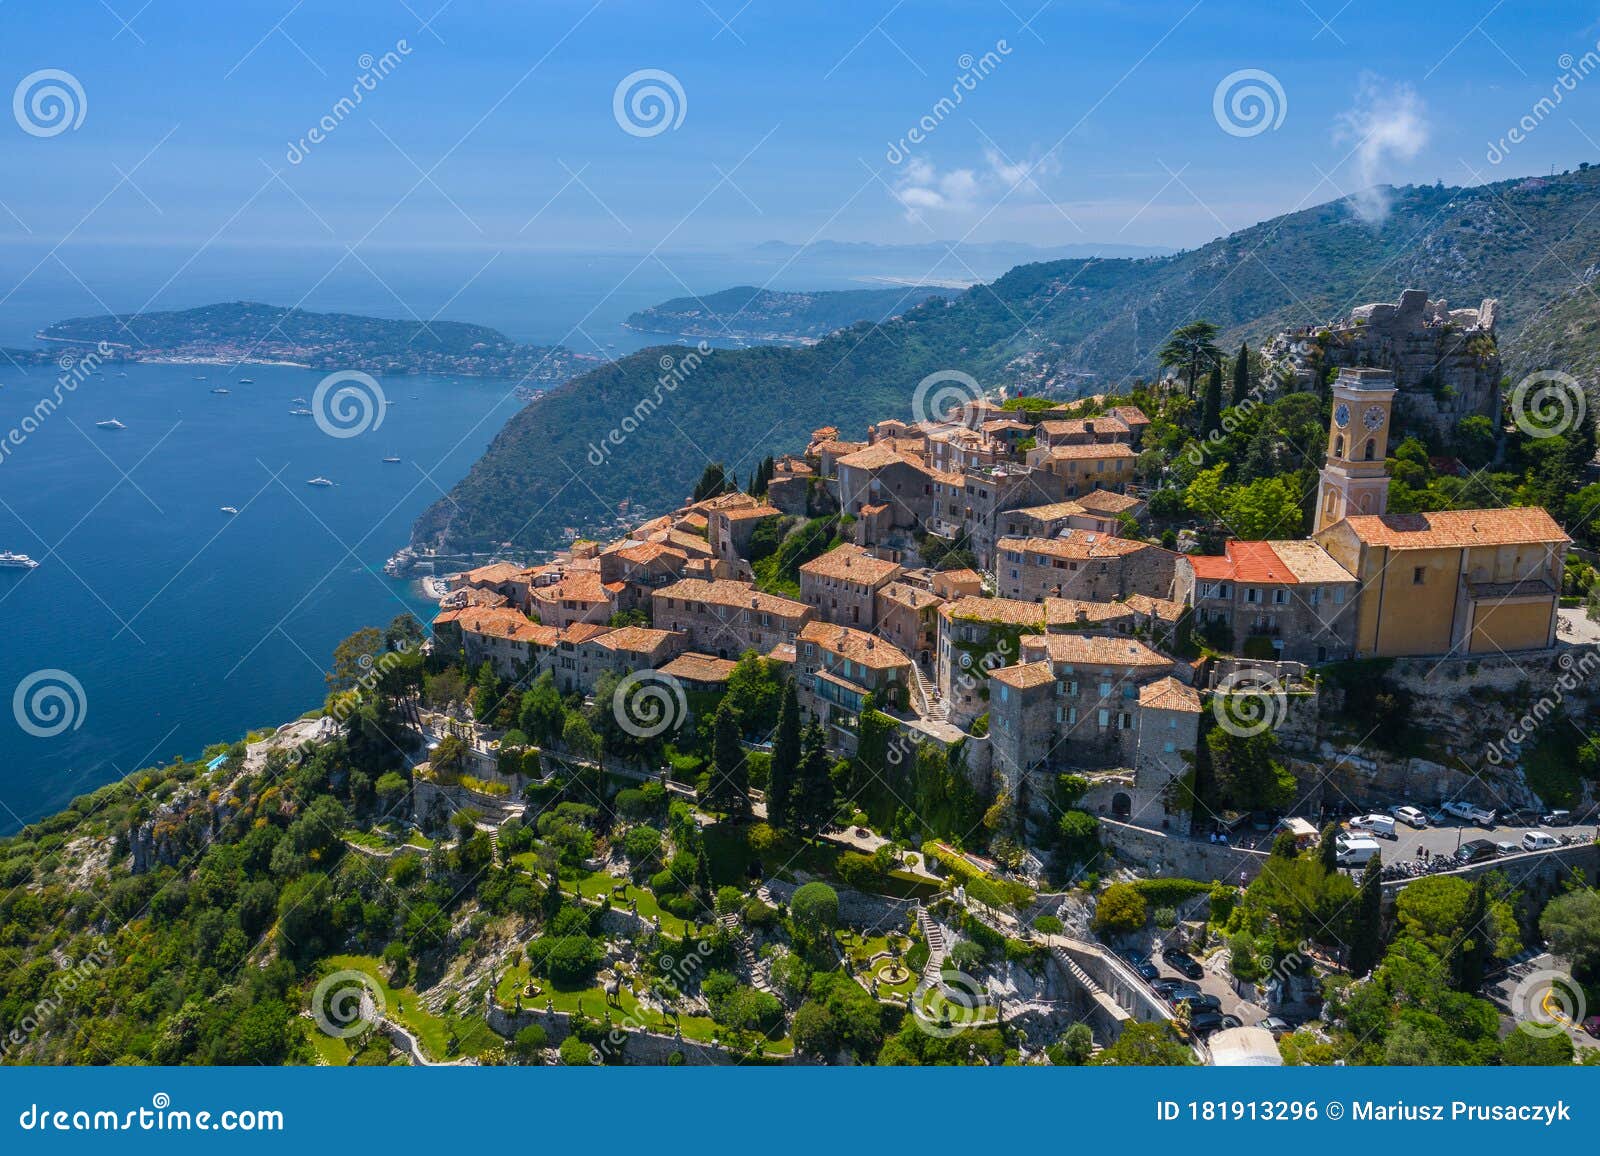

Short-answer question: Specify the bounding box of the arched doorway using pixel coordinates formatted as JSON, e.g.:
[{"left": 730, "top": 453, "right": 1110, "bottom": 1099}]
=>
[{"left": 1112, "top": 792, "right": 1132, "bottom": 819}]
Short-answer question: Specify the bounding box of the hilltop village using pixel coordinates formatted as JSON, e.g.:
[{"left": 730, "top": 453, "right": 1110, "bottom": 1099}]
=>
[{"left": 10, "top": 292, "right": 1598, "bottom": 1070}]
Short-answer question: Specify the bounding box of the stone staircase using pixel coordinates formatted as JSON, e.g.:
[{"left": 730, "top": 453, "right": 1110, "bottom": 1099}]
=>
[
  {"left": 754, "top": 882, "right": 777, "bottom": 909},
  {"left": 911, "top": 666, "right": 948, "bottom": 723},
  {"left": 1049, "top": 945, "right": 1106, "bottom": 999},
  {"left": 718, "top": 911, "right": 773, "bottom": 993},
  {"left": 914, "top": 905, "right": 947, "bottom": 984}
]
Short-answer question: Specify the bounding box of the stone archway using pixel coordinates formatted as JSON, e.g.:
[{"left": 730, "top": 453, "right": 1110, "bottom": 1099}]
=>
[{"left": 1111, "top": 792, "right": 1132, "bottom": 819}]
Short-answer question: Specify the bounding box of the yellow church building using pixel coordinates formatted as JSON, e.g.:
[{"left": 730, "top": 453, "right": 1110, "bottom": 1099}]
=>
[{"left": 1308, "top": 369, "right": 1569, "bottom": 657}]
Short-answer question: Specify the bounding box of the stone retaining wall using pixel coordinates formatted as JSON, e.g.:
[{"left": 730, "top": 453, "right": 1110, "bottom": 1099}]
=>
[{"left": 1099, "top": 817, "right": 1269, "bottom": 884}]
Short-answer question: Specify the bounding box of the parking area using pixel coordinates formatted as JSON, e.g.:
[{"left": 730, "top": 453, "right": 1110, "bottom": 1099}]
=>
[{"left": 1353, "top": 814, "right": 1596, "bottom": 868}]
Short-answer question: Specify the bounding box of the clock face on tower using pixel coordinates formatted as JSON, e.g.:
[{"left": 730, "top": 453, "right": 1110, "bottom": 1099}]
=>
[
  {"left": 1333, "top": 403, "right": 1351, "bottom": 428},
  {"left": 1362, "top": 404, "right": 1386, "bottom": 432}
]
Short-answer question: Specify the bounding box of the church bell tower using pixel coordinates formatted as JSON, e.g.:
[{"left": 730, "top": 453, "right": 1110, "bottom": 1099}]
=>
[{"left": 1314, "top": 369, "right": 1396, "bottom": 533}]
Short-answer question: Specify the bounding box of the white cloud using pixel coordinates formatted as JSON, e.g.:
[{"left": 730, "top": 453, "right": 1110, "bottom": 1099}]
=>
[
  {"left": 891, "top": 148, "right": 1060, "bottom": 221},
  {"left": 1334, "top": 74, "right": 1429, "bottom": 223}
]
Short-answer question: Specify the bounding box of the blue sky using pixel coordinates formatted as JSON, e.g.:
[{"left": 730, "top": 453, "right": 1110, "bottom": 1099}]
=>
[{"left": 4, "top": 0, "right": 1599, "bottom": 256}]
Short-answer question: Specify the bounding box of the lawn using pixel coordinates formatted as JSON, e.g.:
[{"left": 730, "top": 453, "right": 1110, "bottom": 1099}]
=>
[
  {"left": 491, "top": 961, "right": 791, "bottom": 1054},
  {"left": 323, "top": 954, "right": 501, "bottom": 1061},
  {"left": 835, "top": 929, "right": 919, "bottom": 999}
]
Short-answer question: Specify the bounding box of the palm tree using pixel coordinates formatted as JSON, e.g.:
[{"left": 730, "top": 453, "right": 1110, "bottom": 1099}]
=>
[{"left": 1157, "top": 320, "right": 1224, "bottom": 399}]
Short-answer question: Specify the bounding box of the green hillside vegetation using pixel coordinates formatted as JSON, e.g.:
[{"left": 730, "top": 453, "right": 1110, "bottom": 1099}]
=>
[
  {"left": 416, "top": 165, "right": 1600, "bottom": 555},
  {"left": 627, "top": 284, "right": 960, "bottom": 341}
]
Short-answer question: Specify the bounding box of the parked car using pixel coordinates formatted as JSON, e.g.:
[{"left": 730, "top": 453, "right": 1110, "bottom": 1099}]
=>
[
  {"left": 1162, "top": 948, "right": 1204, "bottom": 979},
  {"left": 1494, "top": 841, "right": 1520, "bottom": 856},
  {"left": 1350, "top": 813, "right": 1397, "bottom": 838},
  {"left": 1455, "top": 838, "right": 1499, "bottom": 864},
  {"left": 1130, "top": 960, "right": 1160, "bottom": 981},
  {"left": 1388, "top": 805, "right": 1429, "bottom": 828},
  {"left": 1442, "top": 800, "right": 1497, "bottom": 825},
  {"left": 1171, "top": 991, "right": 1222, "bottom": 1014},
  {"left": 1187, "top": 1011, "right": 1226, "bottom": 1036},
  {"left": 1541, "top": 810, "right": 1572, "bottom": 827},
  {"left": 1220, "top": 1014, "right": 1243, "bottom": 1030},
  {"left": 1119, "top": 948, "right": 1149, "bottom": 966},
  {"left": 1522, "top": 831, "right": 1561, "bottom": 851},
  {"left": 1151, "top": 978, "right": 1185, "bottom": 998},
  {"left": 1257, "top": 1016, "right": 1292, "bottom": 1039},
  {"left": 1582, "top": 1015, "right": 1600, "bottom": 1039},
  {"left": 1335, "top": 835, "right": 1382, "bottom": 867}
]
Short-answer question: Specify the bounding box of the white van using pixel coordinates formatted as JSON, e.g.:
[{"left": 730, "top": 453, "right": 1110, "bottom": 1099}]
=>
[
  {"left": 1522, "top": 831, "right": 1560, "bottom": 852},
  {"left": 1349, "top": 814, "right": 1396, "bottom": 839},
  {"left": 1335, "top": 836, "right": 1382, "bottom": 867}
]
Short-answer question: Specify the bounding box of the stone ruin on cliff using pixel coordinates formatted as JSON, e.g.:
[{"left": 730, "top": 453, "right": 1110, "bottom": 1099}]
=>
[{"left": 1264, "top": 288, "right": 1501, "bottom": 439}]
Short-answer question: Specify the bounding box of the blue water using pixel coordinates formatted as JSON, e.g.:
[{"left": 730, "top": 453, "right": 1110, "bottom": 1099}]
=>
[{"left": 0, "top": 361, "right": 529, "bottom": 831}]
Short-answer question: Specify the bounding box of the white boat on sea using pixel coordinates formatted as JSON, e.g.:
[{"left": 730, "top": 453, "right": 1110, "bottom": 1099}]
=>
[
  {"left": 95, "top": 419, "right": 126, "bottom": 430},
  {"left": 238, "top": 377, "right": 254, "bottom": 384},
  {"left": 291, "top": 396, "right": 308, "bottom": 404},
  {"left": 0, "top": 551, "right": 40, "bottom": 569},
  {"left": 289, "top": 407, "right": 313, "bottom": 416},
  {"left": 383, "top": 455, "right": 401, "bottom": 463},
  {"left": 220, "top": 506, "right": 239, "bottom": 515},
  {"left": 306, "top": 477, "right": 334, "bottom": 487},
  {"left": 211, "top": 387, "right": 231, "bottom": 395}
]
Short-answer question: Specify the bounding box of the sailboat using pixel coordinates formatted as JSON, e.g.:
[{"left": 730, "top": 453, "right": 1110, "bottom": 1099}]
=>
[{"left": 306, "top": 477, "right": 334, "bottom": 487}]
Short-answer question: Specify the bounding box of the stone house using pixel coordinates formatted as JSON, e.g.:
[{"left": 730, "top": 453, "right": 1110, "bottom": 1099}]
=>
[
  {"left": 799, "top": 543, "right": 903, "bottom": 629},
  {"left": 795, "top": 621, "right": 914, "bottom": 721},
  {"left": 1174, "top": 539, "right": 1359, "bottom": 663},
  {"left": 875, "top": 581, "right": 943, "bottom": 667},
  {"left": 994, "top": 531, "right": 1177, "bottom": 603},
  {"left": 651, "top": 578, "right": 814, "bottom": 658}
]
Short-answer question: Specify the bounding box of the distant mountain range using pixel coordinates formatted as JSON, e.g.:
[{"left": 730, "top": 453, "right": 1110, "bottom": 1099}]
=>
[
  {"left": 626, "top": 284, "right": 964, "bottom": 344},
  {"left": 411, "top": 165, "right": 1600, "bottom": 559}
]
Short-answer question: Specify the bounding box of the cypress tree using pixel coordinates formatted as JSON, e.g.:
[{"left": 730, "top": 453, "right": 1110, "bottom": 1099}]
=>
[
  {"left": 767, "top": 680, "right": 800, "bottom": 830},
  {"left": 1317, "top": 822, "right": 1340, "bottom": 876},
  {"left": 1348, "top": 856, "right": 1384, "bottom": 978},
  {"left": 705, "top": 702, "right": 749, "bottom": 815},
  {"left": 1230, "top": 341, "right": 1251, "bottom": 407},
  {"left": 1455, "top": 877, "right": 1491, "bottom": 991},
  {"left": 1200, "top": 361, "right": 1224, "bottom": 436},
  {"left": 792, "top": 720, "right": 835, "bottom": 841}
]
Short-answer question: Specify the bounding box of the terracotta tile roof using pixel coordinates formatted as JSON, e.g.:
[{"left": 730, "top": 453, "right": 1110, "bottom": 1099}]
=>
[
  {"left": 464, "top": 562, "right": 528, "bottom": 585},
  {"left": 1008, "top": 500, "right": 1086, "bottom": 522},
  {"left": 936, "top": 568, "right": 984, "bottom": 587},
  {"left": 878, "top": 581, "right": 941, "bottom": 610},
  {"left": 695, "top": 491, "right": 762, "bottom": 513},
  {"left": 989, "top": 661, "right": 1055, "bottom": 690},
  {"left": 1339, "top": 508, "right": 1570, "bottom": 550},
  {"left": 798, "top": 621, "right": 912, "bottom": 670},
  {"left": 1019, "top": 633, "right": 1171, "bottom": 668},
  {"left": 531, "top": 571, "right": 613, "bottom": 605},
  {"left": 1184, "top": 540, "right": 1354, "bottom": 585},
  {"left": 982, "top": 418, "right": 1033, "bottom": 434},
  {"left": 1121, "top": 593, "right": 1186, "bottom": 622},
  {"left": 612, "top": 541, "right": 689, "bottom": 567},
  {"left": 800, "top": 545, "right": 901, "bottom": 584},
  {"left": 836, "top": 443, "right": 923, "bottom": 470},
  {"left": 999, "top": 531, "right": 1156, "bottom": 560},
  {"left": 940, "top": 595, "right": 1047, "bottom": 628},
  {"left": 1043, "top": 598, "right": 1134, "bottom": 627},
  {"left": 1039, "top": 415, "right": 1130, "bottom": 439},
  {"left": 720, "top": 503, "right": 781, "bottom": 521},
  {"left": 1106, "top": 405, "right": 1151, "bottom": 427},
  {"left": 1139, "top": 675, "right": 1202, "bottom": 712},
  {"left": 654, "top": 578, "right": 812, "bottom": 618},
  {"left": 595, "top": 626, "right": 681, "bottom": 654},
  {"left": 650, "top": 529, "right": 714, "bottom": 557},
  {"left": 812, "top": 439, "right": 866, "bottom": 458},
  {"left": 439, "top": 607, "right": 558, "bottom": 645},
  {"left": 675, "top": 512, "right": 709, "bottom": 532},
  {"left": 1073, "top": 488, "right": 1144, "bottom": 515},
  {"left": 658, "top": 652, "right": 738, "bottom": 683},
  {"left": 1044, "top": 442, "right": 1136, "bottom": 460},
  {"left": 558, "top": 623, "right": 612, "bottom": 644}
]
